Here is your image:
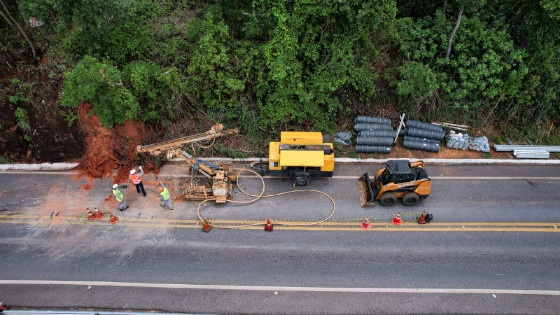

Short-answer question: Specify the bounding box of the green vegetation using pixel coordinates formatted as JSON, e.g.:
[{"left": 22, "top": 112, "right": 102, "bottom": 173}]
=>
[
  {"left": 14, "top": 107, "right": 30, "bottom": 131},
  {"left": 2, "top": 0, "right": 559, "bottom": 144},
  {"left": 14, "top": 106, "right": 32, "bottom": 145},
  {"left": 60, "top": 56, "right": 137, "bottom": 128}
]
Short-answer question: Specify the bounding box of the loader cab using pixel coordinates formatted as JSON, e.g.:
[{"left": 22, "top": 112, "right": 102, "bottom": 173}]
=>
[{"left": 379, "top": 160, "right": 415, "bottom": 185}]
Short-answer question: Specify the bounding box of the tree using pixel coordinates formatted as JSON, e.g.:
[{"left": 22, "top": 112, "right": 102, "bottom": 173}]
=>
[
  {"left": 61, "top": 56, "right": 137, "bottom": 128},
  {"left": 396, "top": 9, "right": 528, "bottom": 113},
  {"left": 247, "top": 0, "right": 397, "bottom": 129},
  {"left": 17, "top": 0, "right": 157, "bottom": 64},
  {"left": 124, "top": 61, "right": 183, "bottom": 121},
  {"left": 445, "top": 6, "right": 463, "bottom": 58},
  {"left": 0, "top": 0, "right": 35, "bottom": 60}
]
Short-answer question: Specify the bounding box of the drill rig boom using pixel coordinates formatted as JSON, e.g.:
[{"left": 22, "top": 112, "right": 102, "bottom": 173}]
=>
[
  {"left": 136, "top": 124, "right": 238, "bottom": 155},
  {"left": 136, "top": 124, "right": 238, "bottom": 203}
]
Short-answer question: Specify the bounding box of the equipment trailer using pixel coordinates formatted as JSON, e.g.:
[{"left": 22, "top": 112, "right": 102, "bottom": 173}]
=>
[{"left": 251, "top": 131, "right": 335, "bottom": 186}]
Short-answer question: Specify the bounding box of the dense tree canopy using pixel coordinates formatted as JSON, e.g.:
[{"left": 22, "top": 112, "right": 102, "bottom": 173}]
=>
[{"left": 2, "top": 0, "right": 559, "bottom": 135}]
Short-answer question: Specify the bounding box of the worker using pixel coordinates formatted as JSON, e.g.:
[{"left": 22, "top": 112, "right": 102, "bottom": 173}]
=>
[
  {"left": 157, "top": 179, "right": 173, "bottom": 210},
  {"left": 112, "top": 184, "right": 129, "bottom": 211},
  {"left": 129, "top": 166, "right": 146, "bottom": 196}
]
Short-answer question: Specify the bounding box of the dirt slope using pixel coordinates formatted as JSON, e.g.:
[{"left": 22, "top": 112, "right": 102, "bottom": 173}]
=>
[{"left": 76, "top": 103, "right": 157, "bottom": 181}]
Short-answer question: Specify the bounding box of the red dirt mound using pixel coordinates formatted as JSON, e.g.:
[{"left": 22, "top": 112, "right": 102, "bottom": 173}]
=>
[{"left": 76, "top": 103, "right": 146, "bottom": 181}]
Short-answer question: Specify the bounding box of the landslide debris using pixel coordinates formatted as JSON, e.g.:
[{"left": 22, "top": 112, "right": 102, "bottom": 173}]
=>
[{"left": 76, "top": 102, "right": 157, "bottom": 181}]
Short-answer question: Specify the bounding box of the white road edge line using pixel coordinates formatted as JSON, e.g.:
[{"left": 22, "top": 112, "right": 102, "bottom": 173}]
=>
[
  {"left": 1, "top": 157, "right": 560, "bottom": 171},
  {"left": 1, "top": 280, "right": 559, "bottom": 296},
  {"left": 0, "top": 172, "right": 558, "bottom": 180}
]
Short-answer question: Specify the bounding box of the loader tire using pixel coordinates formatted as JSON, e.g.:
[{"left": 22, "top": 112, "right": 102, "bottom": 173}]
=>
[
  {"left": 379, "top": 192, "right": 397, "bottom": 206},
  {"left": 402, "top": 192, "right": 420, "bottom": 206},
  {"left": 293, "top": 173, "right": 310, "bottom": 186}
]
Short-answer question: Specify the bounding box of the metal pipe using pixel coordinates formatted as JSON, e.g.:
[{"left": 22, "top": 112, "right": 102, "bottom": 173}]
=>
[
  {"left": 354, "top": 116, "right": 392, "bottom": 125},
  {"left": 494, "top": 145, "right": 560, "bottom": 152}
]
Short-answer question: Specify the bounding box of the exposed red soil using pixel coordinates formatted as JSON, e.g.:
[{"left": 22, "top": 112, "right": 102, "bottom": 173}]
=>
[
  {"left": 79, "top": 183, "right": 93, "bottom": 191},
  {"left": 75, "top": 103, "right": 148, "bottom": 182}
]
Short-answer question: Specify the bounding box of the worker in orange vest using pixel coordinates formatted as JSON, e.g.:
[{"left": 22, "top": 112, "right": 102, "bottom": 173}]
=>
[{"left": 129, "top": 166, "right": 146, "bottom": 196}]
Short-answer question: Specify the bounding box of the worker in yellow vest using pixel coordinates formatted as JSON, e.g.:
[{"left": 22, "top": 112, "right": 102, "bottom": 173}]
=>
[
  {"left": 157, "top": 179, "right": 173, "bottom": 210},
  {"left": 112, "top": 184, "right": 129, "bottom": 211},
  {"left": 129, "top": 166, "right": 146, "bottom": 196}
]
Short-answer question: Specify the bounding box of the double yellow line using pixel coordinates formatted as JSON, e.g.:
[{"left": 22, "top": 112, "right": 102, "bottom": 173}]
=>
[{"left": 1, "top": 215, "right": 559, "bottom": 232}]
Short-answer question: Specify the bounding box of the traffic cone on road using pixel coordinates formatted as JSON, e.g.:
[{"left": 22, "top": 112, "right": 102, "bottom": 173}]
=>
[
  {"left": 417, "top": 211, "right": 426, "bottom": 224},
  {"left": 392, "top": 213, "right": 402, "bottom": 226},
  {"left": 361, "top": 219, "right": 371, "bottom": 230},
  {"left": 109, "top": 212, "right": 119, "bottom": 224},
  {"left": 86, "top": 208, "right": 94, "bottom": 221},
  {"left": 94, "top": 208, "right": 103, "bottom": 220},
  {"left": 264, "top": 219, "right": 273, "bottom": 232},
  {"left": 202, "top": 219, "right": 212, "bottom": 233}
]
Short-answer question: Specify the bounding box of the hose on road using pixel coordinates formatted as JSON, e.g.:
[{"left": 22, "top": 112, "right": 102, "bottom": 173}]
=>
[{"left": 196, "top": 167, "right": 336, "bottom": 229}]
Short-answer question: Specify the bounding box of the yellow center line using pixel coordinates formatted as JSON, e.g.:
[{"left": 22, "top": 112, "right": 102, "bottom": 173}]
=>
[
  {"left": 0, "top": 215, "right": 39, "bottom": 219},
  {"left": 1, "top": 215, "right": 559, "bottom": 227},
  {"left": 0, "top": 218, "right": 559, "bottom": 232}
]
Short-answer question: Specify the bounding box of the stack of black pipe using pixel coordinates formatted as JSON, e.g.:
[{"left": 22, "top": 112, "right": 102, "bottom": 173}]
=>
[
  {"left": 402, "top": 120, "right": 444, "bottom": 152},
  {"left": 353, "top": 116, "right": 394, "bottom": 153}
]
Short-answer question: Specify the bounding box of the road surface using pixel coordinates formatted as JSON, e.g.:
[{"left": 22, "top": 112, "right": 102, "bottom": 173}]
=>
[{"left": 0, "top": 163, "right": 559, "bottom": 314}]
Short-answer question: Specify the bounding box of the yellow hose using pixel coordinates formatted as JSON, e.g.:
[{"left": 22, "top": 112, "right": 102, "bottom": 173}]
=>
[{"left": 196, "top": 167, "right": 336, "bottom": 229}]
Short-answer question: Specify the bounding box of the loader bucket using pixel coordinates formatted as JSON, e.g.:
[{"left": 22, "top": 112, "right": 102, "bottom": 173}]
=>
[{"left": 356, "top": 173, "right": 376, "bottom": 207}]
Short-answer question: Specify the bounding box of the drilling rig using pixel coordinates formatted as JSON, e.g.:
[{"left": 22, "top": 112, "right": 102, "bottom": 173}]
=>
[{"left": 136, "top": 124, "right": 238, "bottom": 203}]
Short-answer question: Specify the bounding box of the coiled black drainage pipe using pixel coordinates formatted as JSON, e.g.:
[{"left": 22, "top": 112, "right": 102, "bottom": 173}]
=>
[
  {"left": 358, "top": 130, "right": 398, "bottom": 138},
  {"left": 356, "top": 136, "right": 394, "bottom": 146},
  {"left": 407, "top": 127, "right": 445, "bottom": 140},
  {"left": 354, "top": 116, "right": 392, "bottom": 125},
  {"left": 355, "top": 145, "right": 392, "bottom": 153},
  {"left": 406, "top": 120, "right": 444, "bottom": 132},
  {"left": 403, "top": 135, "right": 441, "bottom": 144},
  {"left": 403, "top": 139, "right": 440, "bottom": 152},
  {"left": 354, "top": 123, "right": 394, "bottom": 131}
]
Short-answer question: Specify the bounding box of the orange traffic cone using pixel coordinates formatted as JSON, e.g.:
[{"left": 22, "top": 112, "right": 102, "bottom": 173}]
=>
[
  {"left": 392, "top": 214, "right": 402, "bottom": 226},
  {"left": 109, "top": 212, "right": 119, "bottom": 224},
  {"left": 202, "top": 219, "right": 211, "bottom": 232},
  {"left": 94, "top": 208, "right": 103, "bottom": 220},
  {"left": 417, "top": 211, "right": 426, "bottom": 224},
  {"left": 264, "top": 219, "right": 273, "bottom": 232},
  {"left": 86, "top": 208, "right": 94, "bottom": 221},
  {"left": 361, "top": 219, "right": 371, "bottom": 230}
]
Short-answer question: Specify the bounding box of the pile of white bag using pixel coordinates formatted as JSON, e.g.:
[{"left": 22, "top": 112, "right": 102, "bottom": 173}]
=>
[
  {"left": 470, "top": 136, "right": 490, "bottom": 152},
  {"left": 446, "top": 130, "right": 490, "bottom": 152}
]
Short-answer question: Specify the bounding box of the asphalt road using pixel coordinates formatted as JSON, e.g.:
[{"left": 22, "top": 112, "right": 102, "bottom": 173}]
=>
[{"left": 0, "top": 163, "right": 559, "bottom": 314}]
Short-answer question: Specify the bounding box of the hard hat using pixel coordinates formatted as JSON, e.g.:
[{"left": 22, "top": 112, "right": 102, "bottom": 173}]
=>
[
  {"left": 130, "top": 169, "right": 136, "bottom": 175},
  {"left": 113, "top": 184, "right": 118, "bottom": 189},
  {"left": 158, "top": 186, "right": 164, "bottom": 192}
]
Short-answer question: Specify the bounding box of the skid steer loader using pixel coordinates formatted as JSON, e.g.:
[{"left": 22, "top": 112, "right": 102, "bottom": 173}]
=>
[{"left": 356, "top": 160, "right": 431, "bottom": 207}]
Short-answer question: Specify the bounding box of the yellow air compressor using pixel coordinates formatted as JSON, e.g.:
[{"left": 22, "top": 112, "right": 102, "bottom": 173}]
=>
[{"left": 252, "top": 132, "right": 334, "bottom": 186}]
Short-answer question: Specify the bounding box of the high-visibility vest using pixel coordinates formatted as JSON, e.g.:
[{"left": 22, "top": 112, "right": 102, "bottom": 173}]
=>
[
  {"left": 129, "top": 174, "right": 141, "bottom": 184},
  {"left": 160, "top": 188, "right": 170, "bottom": 200},
  {"left": 113, "top": 189, "right": 123, "bottom": 202}
]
